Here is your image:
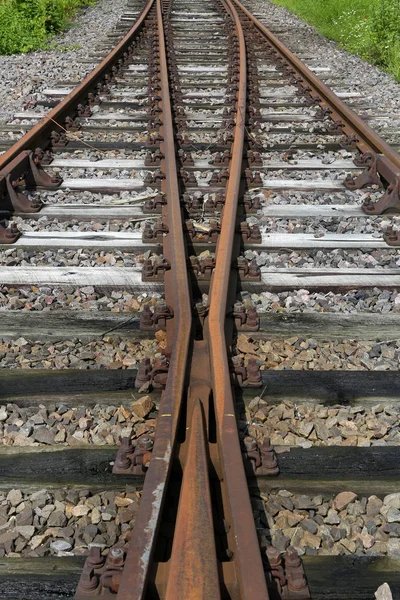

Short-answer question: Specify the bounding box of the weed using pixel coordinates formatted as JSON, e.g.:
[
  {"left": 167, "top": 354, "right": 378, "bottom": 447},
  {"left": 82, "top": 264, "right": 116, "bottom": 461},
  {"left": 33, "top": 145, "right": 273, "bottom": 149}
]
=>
[
  {"left": 0, "top": 0, "right": 95, "bottom": 55},
  {"left": 270, "top": 0, "right": 400, "bottom": 81}
]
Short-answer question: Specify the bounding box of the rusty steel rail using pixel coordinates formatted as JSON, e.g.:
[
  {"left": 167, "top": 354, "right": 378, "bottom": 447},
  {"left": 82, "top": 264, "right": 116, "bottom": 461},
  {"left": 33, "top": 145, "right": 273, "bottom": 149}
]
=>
[
  {"left": 114, "top": 0, "right": 193, "bottom": 596},
  {"left": 73, "top": 0, "right": 276, "bottom": 597},
  {"left": 206, "top": 0, "right": 270, "bottom": 597}
]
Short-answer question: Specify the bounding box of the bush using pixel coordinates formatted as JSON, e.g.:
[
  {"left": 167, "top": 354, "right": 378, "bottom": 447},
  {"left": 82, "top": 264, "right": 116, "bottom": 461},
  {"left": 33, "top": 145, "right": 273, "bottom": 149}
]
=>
[
  {"left": 0, "top": 0, "right": 95, "bottom": 55},
  {"left": 369, "top": 0, "right": 400, "bottom": 76},
  {"left": 270, "top": 0, "right": 400, "bottom": 81}
]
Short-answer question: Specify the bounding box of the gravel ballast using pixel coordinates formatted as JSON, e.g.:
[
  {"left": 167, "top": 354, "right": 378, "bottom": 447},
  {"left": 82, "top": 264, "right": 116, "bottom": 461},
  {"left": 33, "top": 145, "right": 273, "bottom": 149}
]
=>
[
  {"left": 0, "top": 335, "right": 161, "bottom": 369},
  {"left": 243, "top": 398, "right": 400, "bottom": 448},
  {"left": 1, "top": 487, "right": 400, "bottom": 557},
  {"left": 0, "top": 488, "right": 139, "bottom": 557},
  {"left": 0, "top": 398, "right": 157, "bottom": 447},
  {"left": 233, "top": 335, "right": 400, "bottom": 371},
  {"left": 255, "top": 490, "right": 400, "bottom": 557},
  {"left": 0, "top": 286, "right": 160, "bottom": 311},
  {"left": 1, "top": 335, "right": 399, "bottom": 370},
  {"left": 1, "top": 397, "right": 399, "bottom": 448}
]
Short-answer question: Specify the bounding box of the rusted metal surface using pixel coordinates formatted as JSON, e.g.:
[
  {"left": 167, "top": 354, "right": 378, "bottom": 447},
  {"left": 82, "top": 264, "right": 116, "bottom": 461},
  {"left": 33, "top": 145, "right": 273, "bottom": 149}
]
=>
[
  {"left": 164, "top": 399, "right": 220, "bottom": 600},
  {"left": 384, "top": 225, "right": 400, "bottom": 246},
  {"left": 204, "top": 0, "right": 270, "bottom": 597},
  {"left": 346, "top": 153, "right": 400, "bottom": 215},
  {"left": 113, "top": 435, "right": 154, "bottom": 475},
  {"left": 109, "top": 0, "right": 192, "bottom": 597},
  {"left": 266, "top": 546, "right": 310, "bottom": 599},
  {"left": 72, "top": 0, "right": 319, "bottom": 597}
]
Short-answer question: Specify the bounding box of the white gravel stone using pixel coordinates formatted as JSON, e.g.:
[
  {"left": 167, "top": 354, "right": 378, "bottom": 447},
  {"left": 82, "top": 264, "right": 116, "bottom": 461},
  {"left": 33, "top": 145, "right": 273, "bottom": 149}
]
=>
[{"left": 50, "top": 540, "right": 73, "bottom": 553}]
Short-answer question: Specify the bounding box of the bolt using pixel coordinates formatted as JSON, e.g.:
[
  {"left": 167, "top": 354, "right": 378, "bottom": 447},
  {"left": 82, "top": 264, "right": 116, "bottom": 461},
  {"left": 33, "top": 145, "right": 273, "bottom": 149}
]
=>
[
  {"left": 385, "top": 225, "right": 397, "bottom": 241},
  {"left": 233, "top": 301, "right": 244, "bottom": 313},
  {"left": 285, "top": 546, "right": 301, "bottom": 568},
  {"left": 265, "top": 545, "right": 281, "bottom": 566},
  {"left": 78, "top": 568, "right": 99, "bottom": 592},
  {"left": 137, "top": 436, "right": 154, "bottom": 450},
  {"left": 87, "top": 546, "right": 105, "bottom": 569},
  {"left": 243, "top": 436, "right": 257, "bottom": 452},
  {"left": 107, "top": 546, "right": 125, "bottom": 568}
]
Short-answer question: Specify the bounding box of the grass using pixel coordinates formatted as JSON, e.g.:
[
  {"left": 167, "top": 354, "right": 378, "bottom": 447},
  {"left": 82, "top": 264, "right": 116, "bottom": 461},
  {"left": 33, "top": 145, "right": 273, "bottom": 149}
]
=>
[
  {"left": 270, "top": 0, "right": 400, "bottom": 81},
  {"left": 0, "top": 0, "right": 95, "bottom": 55}
]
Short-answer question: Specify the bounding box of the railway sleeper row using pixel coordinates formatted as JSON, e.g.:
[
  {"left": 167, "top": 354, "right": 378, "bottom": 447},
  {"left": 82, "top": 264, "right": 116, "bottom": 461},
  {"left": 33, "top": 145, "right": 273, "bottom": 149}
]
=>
[{"left": 0, "top": 0, "right": 399, "bottom": 597}]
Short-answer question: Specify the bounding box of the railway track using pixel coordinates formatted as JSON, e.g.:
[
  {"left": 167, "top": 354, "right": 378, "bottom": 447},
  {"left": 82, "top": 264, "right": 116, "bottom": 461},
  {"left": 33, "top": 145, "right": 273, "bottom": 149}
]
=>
[{"left": 0, "top": 0, "right": 400, "bottom": 598}]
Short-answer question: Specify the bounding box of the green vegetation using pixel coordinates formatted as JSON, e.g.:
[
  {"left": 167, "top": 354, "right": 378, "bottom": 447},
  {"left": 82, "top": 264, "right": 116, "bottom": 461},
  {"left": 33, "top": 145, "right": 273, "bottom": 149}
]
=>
[
  {"left": 270, "top": 0, "right": 400, "bottom": 81},
  {"left": 0, "top": 0, "right": 95, "bottom": 55}
]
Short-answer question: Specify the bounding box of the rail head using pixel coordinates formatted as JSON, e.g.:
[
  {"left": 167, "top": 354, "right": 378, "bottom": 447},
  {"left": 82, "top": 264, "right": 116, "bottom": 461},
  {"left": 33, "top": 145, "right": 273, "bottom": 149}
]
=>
[
  {"left": 110, "top": 1, "right": 192, "bottom": 598},
  {"left": 207, "top": 0, "right": 270, "bottom": 598}
]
